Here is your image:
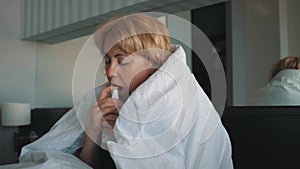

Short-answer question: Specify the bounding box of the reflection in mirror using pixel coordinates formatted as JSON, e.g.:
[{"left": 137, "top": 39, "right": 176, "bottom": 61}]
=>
[
  {"left": 231, "top": 0, "right": 300, "bottom": 106},
  {"left": 248, "top": 56, "right": 300, "bottom": 106},
  {"left": 191, "top": 0, "right": 300, "bottom": 106}
]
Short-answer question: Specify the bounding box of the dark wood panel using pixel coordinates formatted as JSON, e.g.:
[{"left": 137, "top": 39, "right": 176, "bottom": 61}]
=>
[
  {"left": 18, "top": 108, "right": 71, "bottom": 153},
  {"left": 222, "top": 106, "right": 300, "bottom": 169},
  {"left": 192, "top": 2, "right": 227, "bottom": 99}
]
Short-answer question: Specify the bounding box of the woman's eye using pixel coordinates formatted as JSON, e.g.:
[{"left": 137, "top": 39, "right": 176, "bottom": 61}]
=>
[
  {"left": 120, "top": 61, "right": 128, "bottom": 65},
  {"left": 119, "top": 58, "right": 130, "bottom": 65},
  {"left": 104, "top": 55, "right": 111, "bottom": 65},
  {"left": 104, "top": 59, "right": 111, "bottom": 64}
]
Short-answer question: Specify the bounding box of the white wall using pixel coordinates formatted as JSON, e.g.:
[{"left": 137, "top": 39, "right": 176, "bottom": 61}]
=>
[
  {"left": 0, "top": 0, "right": 36, "bottom": 164},
  {"left": 244, "top": 0, "right": 281, "bottom": 102},
  {"left": 231, "top": 0, "right": 246, "bottom": 105},
  {"left": 231, "top": 0, "right": 281, "bottom": 105},
  {"left": 279, "top": 0, "right": 289, "bottom": 58},
  {"left": 279, "top": 0, "right": 300, "bottom": 58},
  {"left": 286, "top": 0, "right": 300, "bottom": 56},
  {"left": 0, "top": 0, "right": 36, "bottom": 107},
  {"left": 35, "top": 36, "right": 88, "bottom": 108}
]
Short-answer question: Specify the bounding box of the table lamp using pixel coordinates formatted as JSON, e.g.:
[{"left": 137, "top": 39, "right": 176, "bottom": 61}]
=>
[{"left": 1, "top": 103, "right": 31, "bottom": 153}]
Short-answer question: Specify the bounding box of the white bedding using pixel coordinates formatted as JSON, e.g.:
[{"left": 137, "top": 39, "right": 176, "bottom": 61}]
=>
[{"left": 0, "top": 151, "right": 91, "bottom": 169}]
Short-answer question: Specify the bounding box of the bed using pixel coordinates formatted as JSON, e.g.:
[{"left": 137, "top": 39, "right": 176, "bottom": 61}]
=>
[{"left": 1, "top": 106, "right": 300, "bottom": 169}]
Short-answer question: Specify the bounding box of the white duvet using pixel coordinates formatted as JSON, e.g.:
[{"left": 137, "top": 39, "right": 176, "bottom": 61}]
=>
[
  {"left": 0, "top": 151, "right": 91, "bottom": 169},
  {"left": 0, "top": 46, "right": 233, "bottom": 169},
  {"left": 248, "top": 69, "right": 300, "bottom": 106}
]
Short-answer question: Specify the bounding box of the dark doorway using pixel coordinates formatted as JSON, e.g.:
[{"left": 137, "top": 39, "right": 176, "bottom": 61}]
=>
[{"left": 192, "top": 2, "right": 228, "bottom": 99}]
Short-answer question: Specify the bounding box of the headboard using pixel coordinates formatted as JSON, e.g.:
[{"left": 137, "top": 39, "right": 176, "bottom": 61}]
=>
[
  {"left": 222, "top": 106, "right": 300, "bottom": 169},
  {"left": 18, "top": 108, "right": 71, "bottom": 153}
]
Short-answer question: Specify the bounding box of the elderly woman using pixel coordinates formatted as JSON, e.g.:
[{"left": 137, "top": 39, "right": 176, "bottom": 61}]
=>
[
  {"left": 20, "top": 13, "right": 233, "bottom": 169},
  {"left": 78, "top": 13, "right": 233, "bottom": 169}
]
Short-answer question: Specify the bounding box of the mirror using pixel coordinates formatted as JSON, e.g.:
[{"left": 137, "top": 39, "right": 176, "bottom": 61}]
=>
[{"left": 191, "top": 0, "right": 300, "bottom": 106}]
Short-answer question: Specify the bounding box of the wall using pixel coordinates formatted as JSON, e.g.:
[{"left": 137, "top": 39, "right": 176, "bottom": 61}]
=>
[
  {"left": 231, "top": 0, "right": 246, "bottom": 105},
  {"left": 286, "top": 0, "right": 300, "bottom": 56},
  {"left": 35, "top": 36, "right": 88, "bottom": 108},
  {"left": 244, "top": 0, "right": 281, "bottom": 102},
  {"left": 0, "top": 0, "right": 36, "bottom": 107},
  {"left": 0, "top": 0, "right": 36, "bottom": 164},
  {"left": 231, "top": 0, "right": 281, "bottom": 105}
]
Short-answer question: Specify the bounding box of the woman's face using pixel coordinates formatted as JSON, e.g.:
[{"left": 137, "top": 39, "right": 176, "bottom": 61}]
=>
[{"left": 103, "top": 44, "right": 156, "bottom": 102}]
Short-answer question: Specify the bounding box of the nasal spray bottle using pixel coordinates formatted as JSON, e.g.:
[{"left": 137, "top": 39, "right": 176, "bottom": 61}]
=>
[
  {"left": 111, "top": 89, "right": 119, "bottom": 100},
  {"left": 101, "top": 88, "right": 119, "bottom": 150}
]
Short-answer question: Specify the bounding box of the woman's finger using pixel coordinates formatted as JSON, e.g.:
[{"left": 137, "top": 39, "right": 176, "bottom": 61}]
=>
[
  {"left": 101, "top": 120, "right": 117, "bottom": 128},
  {"left": 101, "top": 112, "right": 118, "bottom": 127},
  {"left": 100, "top": 106, "right": 118, "bottom": 116},
  {"left": 97, "top": 98, "right": 123, "bottom": 112},
  {"left": 103, "top": 112, "right": 119, "bottom": 120},
  {"left": 99, "top": 85, "right": 118, "bottom": 100}
]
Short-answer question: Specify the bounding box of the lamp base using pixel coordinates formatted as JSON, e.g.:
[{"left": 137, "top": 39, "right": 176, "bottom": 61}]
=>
[{"left": 13, "top": 126, "right": 20, "bottom": 156}]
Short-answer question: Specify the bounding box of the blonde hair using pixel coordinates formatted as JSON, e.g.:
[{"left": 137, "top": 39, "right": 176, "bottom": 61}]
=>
[
  {"left": 94, "top": 13, "right": 171, "bottom": 67},
  {"left": 269, "top": 56, "right": 300, "bottom": 81}
]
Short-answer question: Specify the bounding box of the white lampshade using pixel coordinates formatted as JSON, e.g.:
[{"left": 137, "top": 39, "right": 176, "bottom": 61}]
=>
[{"left": 1, "top": 103, "right": 31, "bottom": 126}]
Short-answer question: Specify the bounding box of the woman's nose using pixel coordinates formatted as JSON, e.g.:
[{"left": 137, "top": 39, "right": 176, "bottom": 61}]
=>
[{"left": 106, "top": 62, "right": 118, "bottom": 79}]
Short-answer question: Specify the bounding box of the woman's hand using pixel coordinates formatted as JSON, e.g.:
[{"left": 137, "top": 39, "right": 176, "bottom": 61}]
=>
[
  {"left": 87, "top": 86, "right": 123, "bottom": 141},
  {"left": 79, "top": 86, "right": 122, "bottom": 167}
]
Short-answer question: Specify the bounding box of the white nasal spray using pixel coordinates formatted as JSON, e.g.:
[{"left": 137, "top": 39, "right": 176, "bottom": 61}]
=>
[
  {"left": 101, "top": 88, "right": 118, "bottom": 150},
  {"left": 111, "top": 89, "right": 119, "bottom": 99}
]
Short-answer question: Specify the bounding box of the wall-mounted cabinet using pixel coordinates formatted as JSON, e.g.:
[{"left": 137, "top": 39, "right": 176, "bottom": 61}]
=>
[{"left": 20, "top": 0, "right": 225, "bottom": 44}]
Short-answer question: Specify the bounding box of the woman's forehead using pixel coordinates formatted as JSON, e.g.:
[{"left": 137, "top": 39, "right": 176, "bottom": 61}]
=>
[
  {"left": 104, "top": 44, "right": 125, "bottom": 56},
  {"left": 103, "top": 39, "right": 118, "bottom": 54}
]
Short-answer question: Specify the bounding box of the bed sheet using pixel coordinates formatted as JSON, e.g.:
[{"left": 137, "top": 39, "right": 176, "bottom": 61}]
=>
[{"left": 0, "top": 151, "right": 91, "bottom": 169}]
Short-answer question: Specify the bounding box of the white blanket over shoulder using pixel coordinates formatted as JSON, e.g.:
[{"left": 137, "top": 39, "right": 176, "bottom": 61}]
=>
[
  {"left": 248, "top": 69, "right": 300, "bottom": 106},
  {"left": 14, "top": 45, "right": 232, "bottom": 169},
  {"left": 105, "top": 46, "right": 233, "bottom": 169}
]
